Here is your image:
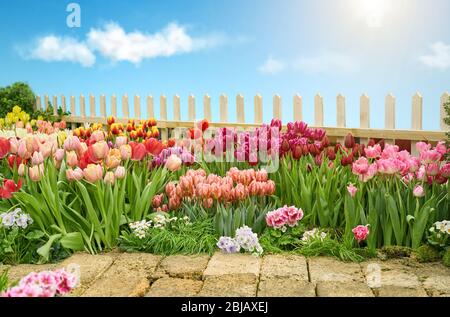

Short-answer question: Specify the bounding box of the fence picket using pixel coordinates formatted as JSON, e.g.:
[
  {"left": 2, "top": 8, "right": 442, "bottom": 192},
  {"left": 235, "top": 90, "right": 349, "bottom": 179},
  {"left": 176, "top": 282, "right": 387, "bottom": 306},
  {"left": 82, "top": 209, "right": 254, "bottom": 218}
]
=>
[
  {"left": 440, "top": 92, "right": 450, "bottom": 130},
  {"left": 160, "top": 95, "right": 168, "bottom": 140},
  {"left": 134, "top": 95, "right": 141, "bottom": 119},
  {"left": 147, "top": 95, "right": 154, "bottom": 118},
  {"left": 188, "top": 95, "right": 196, "bottom": 121},
  {"left": 173, "top": 95, "right": 181, "bottom": 121},
  {"left": 80, "top": 95, "right": 86, "bottom": 118},
  {"left": 314, "top": 94, "right": 324, "bottom": 126},
  {"left": 89, "top": 95, "right": 96, "bottom": 117},
  {"left": 35, "top": 95, "right": 41, "bottom": 111},
  {"left": 122, "top": 95, "right": 129, "bottom": 118},
  {"left": 254, "top": 94, "right": 263, "bottom": 124},
  {"left": 411, "top": 92, "right": 423, "bottom": 156},
  {"left": 220, "top": 94, "right": 228, "bottom": 122},
  {"left": 336, "top": 94, "right": 346, "bottom": 144},
  {"left": 52, "top": 96, "right": 58, "bottom": 115},
  {"left": 273, "top": 94, "right": 282, "bottom": 120},
  {"left": 203, "top": 94, "right": 211, "bottom": 121},
  {"left": 293, "top": 94, "right": 302, "bottom": 122},
  {"left": 70, "top": 96, "right": 76, "bottom": 129},
  {"left": 61, "top": 95, "right": 66, "bottom": 113},
  {"left": 44, "top": 95, "right": 49, "bottom": 111},
  {"left": 360, "top": 94, "right": 370, "bottom": 144},
  {"left": 236, "top": 94, "right": 245, "bottom": 123},
  {"left": 111, "top": 95, "right": 117, "bottom": 117},
  {"left": 100, "top": 95, "right": 106, "bottom": 118}
]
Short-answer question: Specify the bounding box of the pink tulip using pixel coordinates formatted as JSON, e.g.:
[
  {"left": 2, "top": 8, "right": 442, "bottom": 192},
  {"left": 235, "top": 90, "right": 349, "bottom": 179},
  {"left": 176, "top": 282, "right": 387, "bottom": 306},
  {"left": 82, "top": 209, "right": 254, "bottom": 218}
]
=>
[
  {"left": 90, "top": 130, "right": 105, "bottom": 142},
  {"left": 420, "top": 150, "right": 441, "bottom": 164},
  {"left": 352, "top": 225, "right": 369, "bottom": 242},
  {"left": 440, "top": 163, "right": 450, "bottom": 178},
  {"left": 416, "top": 141, "right": 431, "bottom": 153},
  {"left": 54, "top": 149, "right": 65, "bottom": 162},
  {"left": 426, "top": 162, "right": 440, "bottom": 176},
  {"left": 347, "top": 183, "right": 358, "bottom": 197},
  {"left": 413, "top": 185, "right": 425, "bottom": 198},
  {"left": 64, "top": 136, "right": 81, "bottom": 152},
  {"left": 114, "top": 166, "right": 126, "bottom": 179},
  {"left": 66, "top": 167, "right": 83, "bottom": 181},
  {"left": 66, "top": 151, "right": 78, "bottom": 167},
  {"left": 29, "top": 164, "right": 44, "bottom": 182},
  {"left": 17, "top": 140, "right": 27, "bottom": 158},
  {"left": 83, "top": 164, "right": 103, "bottom": 183},
  {"left": 352, "top": 157, "right": 369, "bottom": 175},
  {"left": 103, "top": 171, "right": 115, "bottom": 185},
  {"left": 31, "top": 151, "right": 44, "bottom": 166},
  {"left": 364, "top": 144, "right": 381, "bottom": 159},
  {"left": 119, "top": 144, "right": 131, "bottom": 160},
  {"left": 115, "top": 136, "right": 128, "bottom": 147},
  {"left": 9, "top": 138, "right": 18, "bottom": 154},
  {"left": 165, "top": 154, "right": 182, "bottom": 172},
  {"left": 435, "top": 141, "right": 447, "bottom": 156},
  {"left": 416, "top": 165, "right": 427, "bottom": 181},
  {"left": 381, "top": 144, "right": 399, "bottom": 159},
  {"left": 92, "top": 141, "right": 109, "bottom": 160},
  {"left": 39, "top": 142, "right": 53, "bottom": 158},
  {"left": 377, "top": 158, "right": 398, "bottom": 175}
]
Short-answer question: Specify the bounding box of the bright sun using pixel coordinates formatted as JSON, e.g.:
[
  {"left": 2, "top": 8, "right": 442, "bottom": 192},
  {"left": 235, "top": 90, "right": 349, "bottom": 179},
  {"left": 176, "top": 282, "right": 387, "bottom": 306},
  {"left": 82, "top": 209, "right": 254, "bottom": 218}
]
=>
[{"left": 354, "top": 0, "right": 392, "bottom": 28}]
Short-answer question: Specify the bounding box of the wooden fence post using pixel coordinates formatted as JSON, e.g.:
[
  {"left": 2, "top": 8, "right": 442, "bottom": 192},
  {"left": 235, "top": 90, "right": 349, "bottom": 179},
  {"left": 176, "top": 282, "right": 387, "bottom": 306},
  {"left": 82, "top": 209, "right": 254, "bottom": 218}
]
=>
[
  {"left": 173, "top": 95, "right": 181, "bottom": 121},
  {"left": 134, "top": 95, "right": 141, "bottom": 119},
  {"left": 203, "top": 94, "right": 211, "bottom": 121},
  {"left": 188, "top": 94, "right": 196, "bottom": 121},
  {"left": 147, "top": 95, "right": 154, "bottom": 119},
  {"left": 111, "top": 95, "right": 117, "bottom": 117},
  {"left": 360, "top": 94, "right": 370, "bottom": 144},
  {"left": 236, "top": 94, "right": 245, "bottom": 123},
  {"left": 52, "top": 96, "right": 58, "bottom": 116},
  {"left": 89, "top": 94, "right": 96, "bottom": 118},
  {"left": 160, "top": 95, "right": 168, "bottom": 141},
  {"left": 220, "top": 94, "right": 228, "bottom": 122},
  {"left": 122, "top": 95, "right": 129, "bottom": 119},
  {"left": 411, "top": 92, "right": 423, "bottom": 156},
  {"left": 44, "top": 95, "right": 49, "bottom": 111},
  {"left": 70, "top": 96, "right": 76, "bottom": 129},
  {"left": 314, "top": 94, "right": 324, "bottom": 127},
  {"left": 80, "top": 95, "right": 86, "bottom": 118},
  {"left": 336, "top": 94, "right": 346, "bottom": 144},
  {"left": 61, "top": 95, "right": 66, "bottom": 113},
  {"left": 100, "top": 95, "right": 106, "bottom": 120},
  {"left": 384, "top": 93, "right": 396, "bottom": 145},
  {"left": 35, "top": 96, "right": 41, "bottom": 111},
  {"left": 254, "top": 94, "right": 263, "bottom": 124},
  {"left": 273, "top": 94, "right": 282, "bottom": 120},
  {"left": 293, "top": 94, "right": 302, "bottom": 122}
]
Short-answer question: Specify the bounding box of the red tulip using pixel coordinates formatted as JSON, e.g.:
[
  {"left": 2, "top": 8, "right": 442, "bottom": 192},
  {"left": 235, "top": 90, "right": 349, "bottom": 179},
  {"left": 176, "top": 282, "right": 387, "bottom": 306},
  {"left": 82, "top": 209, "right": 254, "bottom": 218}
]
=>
[
  {"left": 344, "top": 133, "right": 355, "bottom": 149},
  {"left": 7, "top": 154, "right": 23, "bottom": 169},
  {"left": 326, "top": 147, "right": 336, "bottom": 161},
  {"left": 341, "top": 153, "right": 354, "bottom": 166},
  {"left": 0, "top": 178, "right": 22, "bottom": 199},
  {"left": 0, "top": 137, "right": 10, "bottom": 159},
  {"left": 130, "top": 142, "right": 147, "bottom": 161},
  {"left": 292, "top": 145, "right": 302, "bottom": 160},
  {"left": 144, "top": 138, "right": 163, "bottom": 156},
  {"left": 197, "top": 119, "right": 209, "bottom": 132}
]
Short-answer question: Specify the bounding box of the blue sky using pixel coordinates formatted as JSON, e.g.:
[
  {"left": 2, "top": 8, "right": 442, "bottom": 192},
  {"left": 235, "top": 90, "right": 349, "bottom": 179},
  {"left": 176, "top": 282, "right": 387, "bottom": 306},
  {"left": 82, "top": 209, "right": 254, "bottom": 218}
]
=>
[{"left": 0, "top": 0, "right": 449, "bottom": 130}]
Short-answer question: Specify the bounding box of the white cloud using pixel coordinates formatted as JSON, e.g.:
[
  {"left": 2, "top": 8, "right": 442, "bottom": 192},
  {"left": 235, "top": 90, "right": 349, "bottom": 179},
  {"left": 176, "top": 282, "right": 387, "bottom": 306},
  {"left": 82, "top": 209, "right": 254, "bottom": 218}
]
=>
[
  {"left": 29, "top": 35, "right": 95, "bottom": 67},
  {"left": 258, "top": 56, "right": 285, "bottom": 75},
  {"left": 419, "top": 42, "right": 450, "bottom": 70},
  {"left": 293, "top": 52, "right": 358, "bottom": 74},
  {"left": 87, "top": 22, "right": 222, "bottom": 64}
]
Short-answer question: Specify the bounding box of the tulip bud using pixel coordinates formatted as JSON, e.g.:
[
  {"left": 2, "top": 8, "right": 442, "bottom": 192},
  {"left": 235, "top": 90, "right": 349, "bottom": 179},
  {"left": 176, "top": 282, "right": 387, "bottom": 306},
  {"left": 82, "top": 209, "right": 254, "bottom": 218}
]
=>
[
  {"left": 344, "top": 133, "right": 355, "bottom": 149},
  {"left": 114, "top": 166, "right": 126, "bottom": 179}
]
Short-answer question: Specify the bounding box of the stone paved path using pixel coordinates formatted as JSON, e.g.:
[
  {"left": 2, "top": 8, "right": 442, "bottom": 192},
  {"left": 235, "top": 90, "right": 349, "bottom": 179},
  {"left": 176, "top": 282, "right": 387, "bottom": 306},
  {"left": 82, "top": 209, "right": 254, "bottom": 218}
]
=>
[{"left": 1, "top": 252, "right": 449, "bottom": 297}]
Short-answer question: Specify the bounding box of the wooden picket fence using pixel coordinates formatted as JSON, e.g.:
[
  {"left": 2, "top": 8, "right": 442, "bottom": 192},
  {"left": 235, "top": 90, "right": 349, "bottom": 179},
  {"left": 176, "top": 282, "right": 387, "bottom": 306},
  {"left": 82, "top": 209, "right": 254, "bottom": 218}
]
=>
[{"left": 35, "top": 92, "right": 449, "bottom": 154}]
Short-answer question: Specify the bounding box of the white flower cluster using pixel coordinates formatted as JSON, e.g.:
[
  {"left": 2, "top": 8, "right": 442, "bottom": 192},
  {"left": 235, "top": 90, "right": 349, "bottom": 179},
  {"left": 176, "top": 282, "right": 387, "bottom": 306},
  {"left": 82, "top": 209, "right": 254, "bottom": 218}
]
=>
[
  {"left": 0, "top": 208, "right": 33, "bottom": 230},
  {"left": 129, "top": 220, "right": 151, "bottom": 239},
  {"left": 129, "top": 215, "right": 192, "bottom": 239},
  {"left": 301, "top": 228, "right": 327, "bottom": 242},
  {"left": 218, "top": 225, "right": 263, "bottom": 256},
  {"left": 430, "top": 220, "right": 450, "bottom": 236}
]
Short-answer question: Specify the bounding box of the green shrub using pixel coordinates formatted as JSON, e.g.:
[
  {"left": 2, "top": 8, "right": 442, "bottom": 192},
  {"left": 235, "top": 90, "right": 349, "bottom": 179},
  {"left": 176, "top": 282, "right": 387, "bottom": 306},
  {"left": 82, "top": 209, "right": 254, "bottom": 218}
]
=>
[
  {"left": 0, "top": 269, "right": 8, "bottom": 293},
  {"left": 0, "top": 82, "right": 35, "bottom": 118},
  {"left": 414, "top": 245, "right": 440, "bottom": 262}
]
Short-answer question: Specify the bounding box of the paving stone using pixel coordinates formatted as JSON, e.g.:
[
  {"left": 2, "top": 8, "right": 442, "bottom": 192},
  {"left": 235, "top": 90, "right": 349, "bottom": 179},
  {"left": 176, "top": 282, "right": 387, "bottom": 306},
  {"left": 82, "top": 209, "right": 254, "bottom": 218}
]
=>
[
  {"left": 260, "top": 254, "right": 308, "bottom": 282},
  {"left": 258, "top": 278, "right": 315, "bottom": 297},
  {"left": 362, "top": 260, "right": 427, "bottom": 297},
  {"left": 82, "top": 253, "right": 161, "bottom": 297},
  {"left": 159, "top": 255, "right": 210, "bottom": 280},
  {"left": 203, "top": 252, "right": 260, "bottom": 281},
  {"left": 57, "top": 252, "right": 115, "bottom": 296},
  {"left": 309, "top": 257, "right": 364, "bottom": 283},
  {"left": 316, "top": 281, "right": 374, "bottom": 297},
  {"left": 198, "top": 275, "right": 257, "bottom": 297},
  {"left": 421, "top": 276, "right": 450, "bottom": 297},
  {"left": 146, "top": 277, "right": 203, "bottom": 297}
]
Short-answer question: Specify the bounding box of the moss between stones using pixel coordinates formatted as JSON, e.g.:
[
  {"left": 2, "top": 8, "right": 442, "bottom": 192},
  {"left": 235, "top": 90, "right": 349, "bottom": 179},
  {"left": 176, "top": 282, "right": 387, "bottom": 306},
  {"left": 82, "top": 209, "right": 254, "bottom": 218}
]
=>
[
  {"left": 414, "top": 245, "right": 441, "bottom": 263},
  {"left": 442, "top": 249, "right": 450, "bottom": 267},
  {"left": 380, "top": 246, "right": 412, "bottom": 259}
]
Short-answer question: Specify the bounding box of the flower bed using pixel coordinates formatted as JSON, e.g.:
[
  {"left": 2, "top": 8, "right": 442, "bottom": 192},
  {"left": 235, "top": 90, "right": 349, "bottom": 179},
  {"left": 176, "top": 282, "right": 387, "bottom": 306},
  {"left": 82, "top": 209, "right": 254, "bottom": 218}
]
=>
[{"left": 0, "top": 112, "right": 448, "bottom": 269}]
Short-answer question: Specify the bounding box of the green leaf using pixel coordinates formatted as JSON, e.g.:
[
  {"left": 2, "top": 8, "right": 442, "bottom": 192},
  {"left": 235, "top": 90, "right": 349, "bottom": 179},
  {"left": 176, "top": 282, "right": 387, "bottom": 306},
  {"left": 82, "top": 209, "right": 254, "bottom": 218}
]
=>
[
  {"left": 25, "top": 230, "right": 45, "bottom": 240},
  {"left": 37, "top": 234, "right": 62, "bottom": 262},
  {"left": 60, "top": 232, "right": 84, "bottom": 251}
]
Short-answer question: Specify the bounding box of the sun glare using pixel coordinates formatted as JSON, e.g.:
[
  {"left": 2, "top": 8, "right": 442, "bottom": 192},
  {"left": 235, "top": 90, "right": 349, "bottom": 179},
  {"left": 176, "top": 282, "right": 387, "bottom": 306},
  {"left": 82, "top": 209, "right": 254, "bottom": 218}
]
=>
[{"left": 354, "top": 0, "right": 392, "bottom": 28}]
